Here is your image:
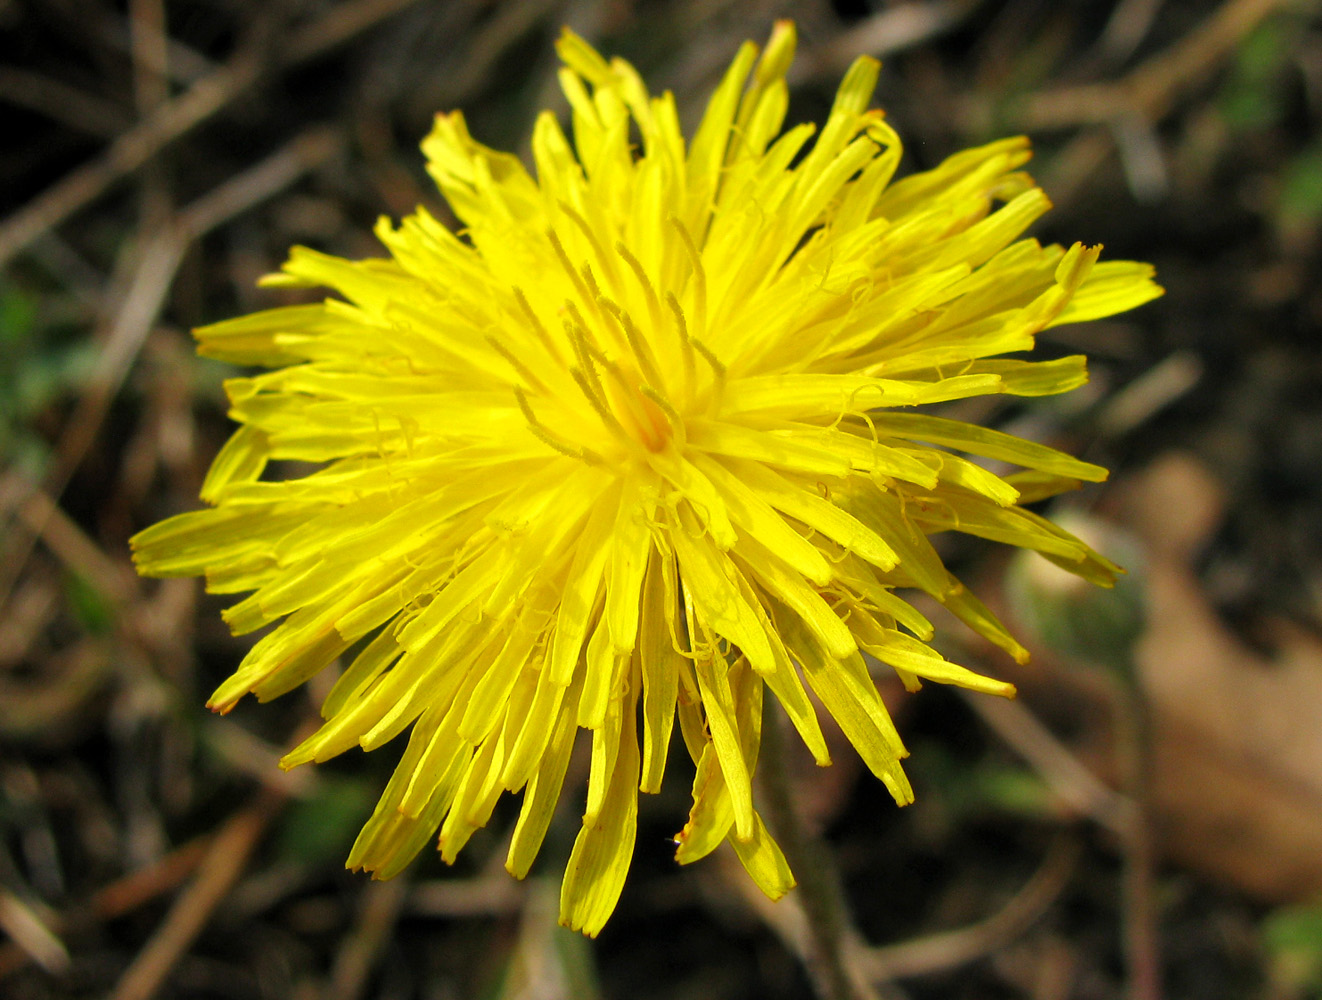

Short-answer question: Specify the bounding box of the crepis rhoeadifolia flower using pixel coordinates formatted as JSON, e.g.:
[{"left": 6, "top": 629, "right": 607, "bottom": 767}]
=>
[{"left": 133, "top": 22, "right": 1160, "bottom": 935}]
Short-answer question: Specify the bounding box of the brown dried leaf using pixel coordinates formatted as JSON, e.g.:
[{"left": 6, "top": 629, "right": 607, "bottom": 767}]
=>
[{"left": 1121, "top": 452, "right": 1322, "bottom": 901}]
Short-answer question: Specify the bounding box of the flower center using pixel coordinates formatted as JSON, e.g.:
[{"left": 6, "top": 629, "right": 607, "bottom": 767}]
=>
[
  {"left": 508, "top": 218, "right": 731, "bottom": 467},
  {"left": 604, "top": 372, "right": 673, "bottom": 453}
]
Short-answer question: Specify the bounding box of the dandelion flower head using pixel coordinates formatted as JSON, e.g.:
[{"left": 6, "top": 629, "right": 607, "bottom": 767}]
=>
[{"left": 133, "top": 23, "right": 1161, "bottom": 936}]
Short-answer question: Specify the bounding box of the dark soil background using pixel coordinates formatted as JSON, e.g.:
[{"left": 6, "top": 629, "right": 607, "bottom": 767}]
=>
[{"left": 3, "top": 1, "right": 1322, "bottom": 999}]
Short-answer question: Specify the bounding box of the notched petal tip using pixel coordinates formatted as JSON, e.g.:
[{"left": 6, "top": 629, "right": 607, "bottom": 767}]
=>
[
  {"left": 756, "top": 20, "right": 797, "bottom": 85},
  {"left": 555, "top": 26, "right": 613, "bottom": 87}
]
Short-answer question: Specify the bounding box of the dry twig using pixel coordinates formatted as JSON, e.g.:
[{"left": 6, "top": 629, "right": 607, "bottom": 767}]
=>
[
  {"left": 0, "top": 67, "right": 132, "bottom": 137},
  {"left": 960, "top": 690, "right": 1137, "bottom": 838},
  {"left": 860, "top": 836, "right": 1080, "bottom": 982},
  {"left": 0, "top": 888, "right": 70, "bottom": 977},
  {"left": 0, "top": 126, "right": 343, "bottom": 611},
  {"left": 9, "top": 475, "right": 140, "bottom": 608},
  {"left": 0, "top": 838, "right": 211, "bottom": 981},
  {"left": 0, "top": 0, "right": 427, "bottom": 268},
  {"left": 322, "top": 878, "right": 411, "bottom": 1000},
  {"left": 1022, "top": 0, "right": 1295, "bottom": 128},
  {"left": 108, "top": 788, "right": 285, "bottom": 1000},
  {"left": 794, "top": 0, "right": 981, "bottom": 82}
]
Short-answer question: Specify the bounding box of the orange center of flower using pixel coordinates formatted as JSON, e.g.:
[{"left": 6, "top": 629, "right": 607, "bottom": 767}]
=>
[
  {"left": 604, "top": 373, "right": 673, "bottom": 452},
  {"left": 510, "top": 218, "right": 722, "bottom": 468}
]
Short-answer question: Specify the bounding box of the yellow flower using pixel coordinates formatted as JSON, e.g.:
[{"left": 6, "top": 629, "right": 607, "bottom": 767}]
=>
[{"left": 132, "top": 22, "right": 1160, "bottom": 935}]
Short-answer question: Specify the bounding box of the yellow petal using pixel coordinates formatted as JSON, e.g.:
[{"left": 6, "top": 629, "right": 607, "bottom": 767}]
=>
[
  {"left": 584, "top": 658, "right": 627, "bottom": 820},
  {"left": 689, "top": 40, "right": 759, "bottom": 191},
  {"left": 604, "top": 475, "right": 655, "bottom": 653},
  {"left": 670, "top": 505, "right": 774, "bottom": 676},
  {"left": 729, "top": 811, "right": 795, "bottom": 900},
  {"left": 734, "top": 536, "right": 855, "bottom": 660},
  {"left": 546, "top": 480, "right": 622, "bottom": 685},
  {"left": 690, "top": 645, "right": 754, "bottom": 841},
  {"left": 506, "top": 671, "right": 582, "bottom": 878},
  {"left": 941, "top": 577, "right": 1031, "bottom": 664},
  {"left": 638, "top": 550, "right": 682, "bottom": 793},
  {"left": 852, "top": 613, "right": 1015, "bottom": 697},
  {"left": 559, "top": 677, "right": 640, "bottom": 937},
  {"left": 688, "top": 419, "right": 851, "bottom": 478},
  {"left": 199, "top": 426, "right": 270, "bottom": 504},
  {"left": 674, "top": 740, "right": 734, "bottom": 864},
  {"left": 692, "top": 452, "right": 832, "bottom": 585},
  {"left": 784, "top": 615, "right": 912, "bottom": 805},
  {"left": 1051, "top": 259, "right": 1163, "bottom": 325},
  {"left": 723, "top": 458, "right": 899, "bottom": 573},
  {"left": 870, "top": 412, "right": 1109, "bottom": 482}
]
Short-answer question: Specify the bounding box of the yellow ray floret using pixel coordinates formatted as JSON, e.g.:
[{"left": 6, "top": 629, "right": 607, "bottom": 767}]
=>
[{"left": 131, "top": 20, "right": 1161, "bottom": 937}]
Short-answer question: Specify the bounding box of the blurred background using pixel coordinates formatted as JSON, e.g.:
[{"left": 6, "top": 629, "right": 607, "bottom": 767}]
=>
[{"left": 2, "top": 0, "right": 1322, "bottom": 998}]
